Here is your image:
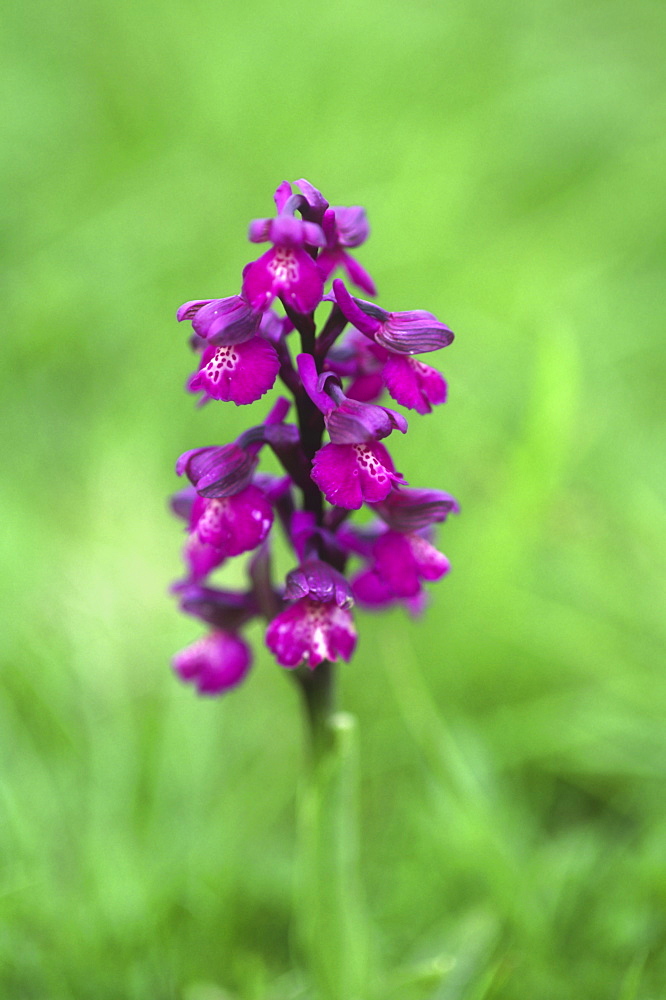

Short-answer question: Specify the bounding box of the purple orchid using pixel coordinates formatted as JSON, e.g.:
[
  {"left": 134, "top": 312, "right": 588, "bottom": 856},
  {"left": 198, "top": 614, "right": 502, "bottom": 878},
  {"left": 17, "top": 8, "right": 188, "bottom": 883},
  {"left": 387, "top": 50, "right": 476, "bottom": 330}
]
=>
[
  {"left": 169, "top": 179, "right": 459, "bottom": 695},
  {"left": 242, "top": 182, "right": 327, "bottom": 315}
]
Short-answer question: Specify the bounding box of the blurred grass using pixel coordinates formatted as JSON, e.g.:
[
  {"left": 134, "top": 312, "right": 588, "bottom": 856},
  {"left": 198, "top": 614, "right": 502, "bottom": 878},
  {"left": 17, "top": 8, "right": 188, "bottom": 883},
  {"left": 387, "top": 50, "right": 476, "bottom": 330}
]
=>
[{"left": 1, "top": 0, "right": 665, "bottom": 996}]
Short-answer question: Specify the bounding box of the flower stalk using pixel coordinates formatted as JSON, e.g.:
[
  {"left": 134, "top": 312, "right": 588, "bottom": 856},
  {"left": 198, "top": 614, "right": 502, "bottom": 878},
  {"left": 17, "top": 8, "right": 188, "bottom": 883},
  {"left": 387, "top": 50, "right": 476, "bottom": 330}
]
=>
[{"left": 167, "top": 178, "right": 459, "bottom": 992}]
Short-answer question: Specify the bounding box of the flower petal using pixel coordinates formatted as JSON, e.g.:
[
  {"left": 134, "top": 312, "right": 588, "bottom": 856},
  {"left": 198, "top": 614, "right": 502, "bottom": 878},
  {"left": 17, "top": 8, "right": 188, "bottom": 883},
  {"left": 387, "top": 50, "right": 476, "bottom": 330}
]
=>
[
  {"left": 243, "top": 247, "right": 324, "bottom": 314},
  {"left": 311, "top": 441, "right": 406, "bottom": 509},
  {"left": 173, "top": 630, "right": 252, "bottom": 695},
  {"left": 383, "top": 355, "right": 447, "bottom": 413},
  {"left": 265, "top": 598, "right": 356, "bottom": 669},
  {"left": 194, "top": 486, "right": 273, "bottom": 557},
  {"left": 189, "top": 337, "right": 280, "bottom": 405}
]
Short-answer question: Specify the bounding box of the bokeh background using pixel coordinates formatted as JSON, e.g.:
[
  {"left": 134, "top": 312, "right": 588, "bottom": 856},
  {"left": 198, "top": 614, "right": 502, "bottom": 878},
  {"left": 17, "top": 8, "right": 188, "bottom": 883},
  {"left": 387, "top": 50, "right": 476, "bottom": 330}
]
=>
[{"left": 2, "top": 0, "right": 665, "bottom": 996}]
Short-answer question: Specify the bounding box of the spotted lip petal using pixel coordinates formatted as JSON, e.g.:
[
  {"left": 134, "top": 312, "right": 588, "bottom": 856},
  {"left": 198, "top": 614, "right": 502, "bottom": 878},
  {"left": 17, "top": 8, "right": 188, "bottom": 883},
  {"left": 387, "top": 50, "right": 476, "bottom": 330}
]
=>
[
  {"left": 192, "top": 486, "right": 273, "bottom": 557},
  {"left": 189, "top": 337, "right": 280, "bottom": 405},
  {"left": 242, "top": 247, "right": 324, "bottom": 314},
  {"left": 311, "top": 441, "right": 407, "bottom": 510},
  {"left": 265, "top": 597, "right": 357, "bottom": 669}
]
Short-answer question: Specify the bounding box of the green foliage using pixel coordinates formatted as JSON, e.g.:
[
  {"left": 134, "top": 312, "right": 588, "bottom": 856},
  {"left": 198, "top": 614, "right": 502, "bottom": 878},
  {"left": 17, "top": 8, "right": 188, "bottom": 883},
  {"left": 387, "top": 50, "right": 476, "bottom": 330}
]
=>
[{"left": 1, "top": 0, "right": 665, "bottom": 995}]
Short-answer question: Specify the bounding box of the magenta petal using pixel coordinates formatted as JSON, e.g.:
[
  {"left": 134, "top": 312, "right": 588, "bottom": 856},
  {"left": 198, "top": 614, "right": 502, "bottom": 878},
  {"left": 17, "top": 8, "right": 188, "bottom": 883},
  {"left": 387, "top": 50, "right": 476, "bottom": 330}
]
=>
[
  {"left": 311, "top": 442, "right": 405, "bottom": 509},
  {"left": 173, "top": 630, "right": 252, "bottom": 695},
  {"left": 189, "top": 337, "right": 279, "bottom": 405},
  {"left": 345, "top": 372, "right": 385, "bottom": 403},
  {"left": 383, "top": 355, "right": 447, "bottom": 414},
  {"left": 265, "top": 597, "right": 356, "bottom": 669},
  {"left": 184, "top": 532, "right": 226, "bottom": 582},
  {"left": 407, "top": 534, "right": 451, "bottom": 581},
  {"left": 373, "top": 531, "right": 422, "bottom": 597},
  {"left": 351, "top": 568, "right": 397, "bottom": 607},
  {"left": 242, "top": 248, "right": 323, "bottom": 314},
  {"left": 333, "top": 279, "right": 382, "bottom": 337},
  {"left": 311, "top": 443, "right": 364, "bottom": 509},
  {"left": 315, "top": 248, "right": 341, "bottom": 284},
  {"left": 325, "top": 398, "right": 407, "bottom": 444},
  {"left": 195, "top": 486, "right": 273, "bottom": 557},
  {"left": 342, "top": 253, "right": 377, "bottom": 296}
]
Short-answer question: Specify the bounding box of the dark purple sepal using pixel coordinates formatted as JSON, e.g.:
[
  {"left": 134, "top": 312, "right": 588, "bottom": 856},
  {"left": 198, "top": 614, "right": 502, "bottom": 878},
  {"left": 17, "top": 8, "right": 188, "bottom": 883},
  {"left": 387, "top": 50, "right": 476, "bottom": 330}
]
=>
[
  {"left": 178, "top": 295, "right": 263, "bottom": 346},
  {"left": 284, "top": 560, "right": 354, "bottom": 610},
  {"left": 332, "top": 279, "right": 380, "bottom": 337},
  {"left": 175, "top": 582, "right": 259, "bottom": 631},
  {"left": 325, "top": 397, "right": 407, "bottom": 445},
  {"left": 297, "top": 353, "right": 337, "bottom": 415},
  {"left": 333, "top": 279, "right": 453, "bottom": 355},
  {"left": 176, "top": 444, "right": 258, "bottom": 498},
  {"left": 327, "top": 205, "right": 370, "bottom": 248},
  {"left": 170, "top": 485, "right": 196, "bottom": 522},
  {"left": 177, "top": 299, "right": 215, "bottom": 322},
  {"left": 294, "top": 179, "right": 329, "bottom": 224},
  {"left": 371, "top": 488, "right": 460, "bottom": 532}
]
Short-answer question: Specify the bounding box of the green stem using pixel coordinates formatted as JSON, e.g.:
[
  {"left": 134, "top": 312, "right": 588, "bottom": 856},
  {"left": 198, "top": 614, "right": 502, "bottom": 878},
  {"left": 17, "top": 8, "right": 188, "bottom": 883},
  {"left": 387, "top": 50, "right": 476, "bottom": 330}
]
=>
[{"left": 293, "top": 667, "right": 371, "bottom": 1000}]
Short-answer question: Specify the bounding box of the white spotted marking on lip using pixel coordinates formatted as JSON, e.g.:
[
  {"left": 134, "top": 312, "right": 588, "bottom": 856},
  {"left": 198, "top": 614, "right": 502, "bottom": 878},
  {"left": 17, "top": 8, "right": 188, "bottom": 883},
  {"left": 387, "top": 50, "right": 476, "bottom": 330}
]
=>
[
  {"left": 352, "top": 444, "right": 387, "bottom": 483},
  {"left": 267, "top": 248, "right": 299, "bottom": 284}
]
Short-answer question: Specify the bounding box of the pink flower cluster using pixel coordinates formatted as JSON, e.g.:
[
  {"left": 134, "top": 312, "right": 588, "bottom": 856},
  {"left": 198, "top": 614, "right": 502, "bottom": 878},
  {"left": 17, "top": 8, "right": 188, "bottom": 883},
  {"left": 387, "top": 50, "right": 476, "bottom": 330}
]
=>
[{"left": 170, "top": 180, "right": 458, "bottom": 695}]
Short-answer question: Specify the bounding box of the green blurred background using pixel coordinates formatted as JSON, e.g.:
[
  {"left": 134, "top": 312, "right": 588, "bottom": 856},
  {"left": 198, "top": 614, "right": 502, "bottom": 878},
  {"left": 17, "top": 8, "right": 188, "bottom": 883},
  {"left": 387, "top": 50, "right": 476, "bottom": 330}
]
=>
[{"left": 2, "top": 0, "right": 665, "bottom": 996}]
